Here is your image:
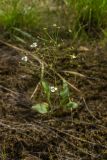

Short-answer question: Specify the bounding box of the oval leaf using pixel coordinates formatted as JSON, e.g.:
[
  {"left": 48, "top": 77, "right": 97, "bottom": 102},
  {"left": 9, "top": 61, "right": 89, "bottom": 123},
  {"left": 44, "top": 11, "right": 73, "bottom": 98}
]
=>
[
  {"left": 66, "top": 101, "right": 78, "bottom": 110},
  {"left": 60, "top": 80, "right": 70, "bottom": 105},
  {"left": 32, "top": 103, "right": 49, "bottom": 114},
  {"left": 42, "top": 81, "right": 50, "bottom": 94}
]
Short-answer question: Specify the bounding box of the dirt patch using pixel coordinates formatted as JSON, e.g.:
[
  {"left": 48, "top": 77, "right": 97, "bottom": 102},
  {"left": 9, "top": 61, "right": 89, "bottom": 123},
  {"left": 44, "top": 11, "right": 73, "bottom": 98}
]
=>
[{"left": 0, "top": 40, "right": 107, "bottom": 160}]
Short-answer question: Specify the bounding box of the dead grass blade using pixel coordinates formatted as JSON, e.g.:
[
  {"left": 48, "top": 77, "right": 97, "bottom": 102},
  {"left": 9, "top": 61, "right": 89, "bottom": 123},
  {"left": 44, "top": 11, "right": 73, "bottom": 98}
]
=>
[
  {"left": 82, "top": 97, "right": 98, "bottom": 121},
  {"left": 0, "top": 85, "right": 18, "bottom": 96},
  {"left": 30, "top": 82, "right": 40, "bottom": 100},
  {"left": 63, "top": 70, "right": 86, "bottom": 78}
]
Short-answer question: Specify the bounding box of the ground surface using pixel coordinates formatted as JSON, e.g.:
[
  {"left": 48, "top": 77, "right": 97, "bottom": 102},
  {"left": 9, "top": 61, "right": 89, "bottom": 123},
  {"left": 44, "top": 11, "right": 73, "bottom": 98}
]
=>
[{"left": 0, "top": 40, "right": 107, "bottom": 160}]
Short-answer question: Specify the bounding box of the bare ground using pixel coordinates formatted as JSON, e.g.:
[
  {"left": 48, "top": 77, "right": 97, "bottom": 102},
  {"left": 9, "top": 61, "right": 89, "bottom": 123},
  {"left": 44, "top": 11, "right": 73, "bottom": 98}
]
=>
[{"left": 0, "top": 40, "right": 107, "bottom": 160}]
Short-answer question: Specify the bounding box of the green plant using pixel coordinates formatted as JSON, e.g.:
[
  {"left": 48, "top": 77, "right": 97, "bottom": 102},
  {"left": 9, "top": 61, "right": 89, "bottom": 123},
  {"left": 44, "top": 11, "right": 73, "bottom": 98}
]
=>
[
  {"left": 12, "top": 27, "right": 34, "bottom": 44},
  {"left": 60, "top": 80, "right": 70, "bottom": 106},
  {"left": 0, "top": 0, "right": 45, "bottom": 33},
  {"left": 0, "top": 0, "right": 107, "bottom": 40},
  {"left": 32, "top": 79, "right": 78, "bottom": 114},
  {"left": 31, "top": 80, "right": 51, "bottom": 114},
  {"left": 60, "top": 80, "right": 78, "bottom": 111},
  {"left": 65, "top": 0, "right": 107, "bottom": 37},
  {"left": 32, "top": 102, "right": 49, "bottom": 114},
  {"left": 1, "top": 143, "right": 7, "bottom": 160},
  {"left": 100, "top": 28, "right": 107, "bottom": 48},
  {"left": 41, "top": 80, "right": 51, "bottom": 105}
]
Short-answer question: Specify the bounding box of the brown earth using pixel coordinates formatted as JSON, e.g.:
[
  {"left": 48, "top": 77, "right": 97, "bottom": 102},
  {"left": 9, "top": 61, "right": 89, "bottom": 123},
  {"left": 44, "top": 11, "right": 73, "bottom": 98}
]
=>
[{"left": 0, "top": 40, "right": 107, "bottom": 160}]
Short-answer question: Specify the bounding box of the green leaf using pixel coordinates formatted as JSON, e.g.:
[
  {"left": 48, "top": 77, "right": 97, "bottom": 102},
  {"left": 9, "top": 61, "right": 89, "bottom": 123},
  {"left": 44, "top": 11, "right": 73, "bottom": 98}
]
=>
[
  {"left": 13, "top": 27, "right": 33, "bottom": 39},
  {"left": 66, "top": 101, "right": 79, "bottom": 110},
  {"left": 41, "top": 80, "right": 50, "bottom": 101},
  {"left": 32, "top": 103, "right": 49, "bottom": 114},
  {"left": 14, "top": 35, "right": 26, "bottom": 44},
  {"left": 60, "top": 80, "right": 70, "bottom": 105}
]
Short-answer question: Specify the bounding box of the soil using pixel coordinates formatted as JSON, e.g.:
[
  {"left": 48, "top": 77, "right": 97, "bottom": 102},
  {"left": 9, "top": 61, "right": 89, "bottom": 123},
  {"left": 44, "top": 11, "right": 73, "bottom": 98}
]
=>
[{"left": 0, "top": 40, "right": 107, "bottom": 160}]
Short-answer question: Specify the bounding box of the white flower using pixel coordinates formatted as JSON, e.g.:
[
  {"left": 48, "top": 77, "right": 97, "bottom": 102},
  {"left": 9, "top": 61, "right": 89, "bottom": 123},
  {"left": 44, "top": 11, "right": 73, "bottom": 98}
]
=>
[
  {"left": 43, "top": 27, "right": 47, "bottom": 30},
  {"left": 30, "top": 42, "right": 37, "bottom": 48},
  {"left": 50, "top": 86, "right": 58, "bottom": 93},
  {"left": 68, "top": 29, "right": 72, "bottom": 33},
  {"left": 53, "top": 24, "right": 57, "bottom": 27},
  {"left": 71, "top": 54, "right": 77, "bottom": 59},
  {"left": 21, "top": 56, "right": 28, "bottom": 62}
]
